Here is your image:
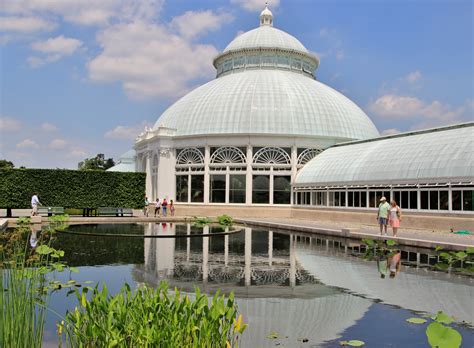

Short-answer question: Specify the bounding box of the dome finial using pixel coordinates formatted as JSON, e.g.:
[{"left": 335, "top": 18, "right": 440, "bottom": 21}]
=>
[{"left": 260, "top": 2, "right": 273, "bottom": 27}]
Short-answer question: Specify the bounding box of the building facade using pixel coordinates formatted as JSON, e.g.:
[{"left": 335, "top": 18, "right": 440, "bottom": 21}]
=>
[{"left": 134, "top": 6, "right": 379, "bottom": 205}]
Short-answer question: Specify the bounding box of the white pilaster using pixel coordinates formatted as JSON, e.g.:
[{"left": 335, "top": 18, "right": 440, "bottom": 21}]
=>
[
  {"left": 290, "top": 145, "right": 297, "bottom": 205},
  {"left": 157, "top": 147, "right": 176, "bottom": 200},
  {"left": 246, "top": 145, "right": 253, "bottom": 205},
  {"left": 145, "top": 153, "right": 152, "bottom": 199},
  {"left": 204, "top": 146, "right": 210, "bottom": 204},
  {"left": 202, "top": 226, "right": 209, "bottom": 284}
]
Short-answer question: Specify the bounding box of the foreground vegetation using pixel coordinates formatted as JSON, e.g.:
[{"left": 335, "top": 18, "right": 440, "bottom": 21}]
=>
[{"left": 1, "top": 216, "right": 247, "bottom": 347}]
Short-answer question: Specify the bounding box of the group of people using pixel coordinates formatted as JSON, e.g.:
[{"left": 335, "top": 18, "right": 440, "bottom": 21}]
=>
[
  {"left": 377, "top": 197, "right": 401, "bottom": 236},
  {"left": 143, "top": 196, "right": 175, "bottom": 217}
]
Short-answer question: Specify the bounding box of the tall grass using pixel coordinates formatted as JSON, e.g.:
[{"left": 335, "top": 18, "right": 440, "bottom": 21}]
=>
[{"left": 0, "top": 216, "right": 70, "bottom": 348}]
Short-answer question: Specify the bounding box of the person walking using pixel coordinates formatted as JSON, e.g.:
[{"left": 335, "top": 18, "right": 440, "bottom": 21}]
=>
[
  {"left": 31, "top": 192, "right": 41, "bottom": 216},
  {"left": 154, "top": 198, "right": 161, "bottom": 217},
  {"left": 377, "top": 196, "right": 390, "bottom": 236},
  {"left": 144, "top": 196, "right": 149, "bottom": 217},
  {"left": 162, "top": 198, "right": 168, "bottom": 217},
  {"left": 169, "top": 200, "right": 175, "bottom": 216},
  {"left": 388, "top": 199, "right": 402, "bottom": 237}
]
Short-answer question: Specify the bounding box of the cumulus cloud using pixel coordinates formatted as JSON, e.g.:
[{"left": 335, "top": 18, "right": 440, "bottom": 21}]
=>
[
  {"left": 369, "top": 94, "right": 471, "bottom": 129},
  {"left": 0, "top": 16, "right": 56, "bottom": 32},
  {"left": 49, "top": 138, "right": 68, "bottom": 149},
  {"left": 41, "top": 122, "right": 58, "bottom": 132},
  {"left": 0, "top": 116, "right": 22, "bottom": 131},
  {"left": 231, "top": 0, "right": 280, "bottom": 11},
  {"left": 405, "top": 70, "right": 421, "bottom": 84},
  {"left": 16, "top": 139, "right": 39, "bottom": 149},
  {"left": 69, "top": 148, "right": 87, "bottom": 158},
  {"left": 104, "top": 121, "right": 150, "bottom": 140},
  {"left": 170, "top": 10, "right": 233, "bottom": 40},
  {"left": 88, "top": 17, "right": 222, "bottom": 99},
  {"left": 28, "top": 35, "right": 83, "bottom": 67}
]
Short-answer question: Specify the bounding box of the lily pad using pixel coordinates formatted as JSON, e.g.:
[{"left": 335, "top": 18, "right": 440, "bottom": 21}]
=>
[
  {"left": 433, "top": 311, "right": 454, "bottom": 324},
  {"left": 406, "top": 317, "right": 427, "bottom": 324},
  {"left": 340, "top": 340, "right": 365, "bottom": 346},
  {"left": 426, "top": 322, "right": 462, "bottom": 348}
]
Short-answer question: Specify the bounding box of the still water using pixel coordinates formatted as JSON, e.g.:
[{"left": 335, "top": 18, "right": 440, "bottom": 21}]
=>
[{"left": 41, "top": 223, "right": 473, "bottom": 347}]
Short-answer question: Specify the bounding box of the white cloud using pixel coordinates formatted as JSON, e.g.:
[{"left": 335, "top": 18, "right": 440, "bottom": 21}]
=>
[
  {"left": 104, "top": 121, "right": 150, "bottom": 140},
  {"left": 0, "top": 16, "right": 56, "bottom": 32},
  {"left": 231, "top": 0, "right": 280, "bottom": 11},
  {"left": 335, "top": 50, "right": 344, "bottom": 61},
  {"left": 49, "top": 138, "right": 68, "bottom": 149},
  {"left": 16, "top": 139, "right": 39, "bottom": 149},
  {"left": 0, "top": 116, "right": 22, "bottom": 131},
  {"left": 1, "top": 0, "right": 164, "bottom": 27},
  {"left": 69, "top": 148, "right": 87, "bottom": 158},
  {"left": 41, "top": 122, "right": 58, "bottom": 132},
  {"left": 405, "top": 70, "right": 421, "bottom": 84},
  {"left": 28, "top": 35, "right": 82, "bottom": 67},
  {"left": 31, "top": 35, "right": 82, "bottom": 55},
  {"left": 88, "top": 18, "right": 221, "bottom": 99},
  {"left": 381, "top": 128, "right": 400, "bottom": 136},
  {"left": 170, "top": 10, "right": 233, "bottom": 40},
  {"left": 369, "top": 94, "right": 471, "bottom": 129}
]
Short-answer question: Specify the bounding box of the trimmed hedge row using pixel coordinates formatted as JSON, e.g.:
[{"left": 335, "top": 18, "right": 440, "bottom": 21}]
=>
[{"left": 0, "top": 169, "right": 145, "bottom": 209}]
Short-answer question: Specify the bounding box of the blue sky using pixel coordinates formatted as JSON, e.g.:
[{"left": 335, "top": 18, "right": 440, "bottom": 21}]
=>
[{"left": 0, "top": 0, "right": 472, "bottom": 168}]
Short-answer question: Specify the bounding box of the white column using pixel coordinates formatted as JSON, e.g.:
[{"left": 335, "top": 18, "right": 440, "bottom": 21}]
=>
[
  {"left": 244, "top": 227, "right": 252, "bottom": 286},
  {"left": 202, "top": 225, "right": 209, "bottom": 284},
  {"left": 268, "top": 230, "right": 273, "bottom": 266},
  {"left": 145, "top": 153, "right": 153, "bottom": 199},
  {"left": 448, "top": 185, "right": 452, "bottom": 212},
  {"left": 290, "top": 145, "right": 297, "bottom": 205},
  {"left": 204, "top": 146, "right": 210, "bottom": 204},
  {"left": 245, "top": 145, "right": 253, "bottom": 205},
  {"left": 269, "top": 167, "right": 274, "bottom": 204},
  {"left": 157, "top": 147, "right": 177, "bottom": 201},
  {"left": 225, "top": 169, "right": 230, "bottom": 204}
]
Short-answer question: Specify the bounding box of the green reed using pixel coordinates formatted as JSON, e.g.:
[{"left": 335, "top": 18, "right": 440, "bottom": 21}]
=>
[
  {"left": 65, "top": 282, "right": 247, "bottom": 347},
  {"left": 0, "top": 215, "right": 71, "bottom": 348}
]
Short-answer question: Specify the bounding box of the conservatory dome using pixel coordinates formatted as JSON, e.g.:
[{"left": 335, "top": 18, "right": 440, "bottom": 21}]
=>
[{"left": 152, "top": 6, "right": 379, "bottom": 140}]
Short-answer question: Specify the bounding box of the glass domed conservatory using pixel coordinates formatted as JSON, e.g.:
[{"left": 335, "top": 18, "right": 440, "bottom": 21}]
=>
[{"left": 134, "top": 6, "right": 379, "bottom": 205}]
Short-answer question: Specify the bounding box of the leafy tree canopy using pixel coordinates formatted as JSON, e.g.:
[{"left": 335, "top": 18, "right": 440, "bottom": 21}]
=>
[
  {"left": 78, "top": 154, "right": 115, "bottom": 171},
  {"left": 0, "top": 159, "right": 14, "bottom": 169}
]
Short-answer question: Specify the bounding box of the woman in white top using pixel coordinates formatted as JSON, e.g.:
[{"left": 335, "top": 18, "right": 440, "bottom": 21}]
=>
[{"left": 388, "top": 199, "right": 401, "bottom": 237}]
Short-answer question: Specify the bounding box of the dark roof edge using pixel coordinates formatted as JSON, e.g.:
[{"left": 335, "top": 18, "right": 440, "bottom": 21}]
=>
[{"left": 332, "top": 122, "right": 474, "bottom": 149}]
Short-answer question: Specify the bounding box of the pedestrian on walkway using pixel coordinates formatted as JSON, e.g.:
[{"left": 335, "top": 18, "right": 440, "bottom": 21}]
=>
[
  {"left": 154, "top": 198, "right": 161, "bottom": 217},
  {"left": 162, "top": 198, "right": 168, "bottom": 217},
  {"left": 144, "top": 196, "right": 149, "bottom": 217},
  {"left": 31, "top": 192, "right": 41, "bottom": 216},
  {"left": 377, "top": 196, "right": 390, "bottom": 236},
  {"left": 169, "top": 200, "right": 175, "bottom": 216},
  {"left": 388, "top": 199, "right": 402, "bottom": 237}
]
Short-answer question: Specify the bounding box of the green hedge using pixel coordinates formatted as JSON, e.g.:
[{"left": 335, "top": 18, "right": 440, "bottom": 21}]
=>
[{"left": 0, "top": 169, "right": 145, "bottom": 209}]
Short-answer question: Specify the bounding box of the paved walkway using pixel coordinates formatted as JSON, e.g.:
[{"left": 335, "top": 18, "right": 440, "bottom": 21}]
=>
[{"left": 236, "top": 217, "right": 474, "bottom": 249}]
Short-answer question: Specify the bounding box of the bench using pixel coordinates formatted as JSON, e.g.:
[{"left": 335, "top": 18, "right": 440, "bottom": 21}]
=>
[
  {"left": 97, "top": 207, "right": 134, "bottom": 217},
  {"left": 37, "top": 207, "right": 65, "bottom": 217}
]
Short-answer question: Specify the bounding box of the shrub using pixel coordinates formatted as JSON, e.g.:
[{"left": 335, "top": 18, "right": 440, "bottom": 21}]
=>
[{"left": 0, "top": 168, "right": 145, "bottom": 209}]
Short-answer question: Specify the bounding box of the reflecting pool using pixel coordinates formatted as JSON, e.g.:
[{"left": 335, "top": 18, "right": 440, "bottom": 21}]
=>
[{"left": 38, "top": 223, "right": 474, "bottom": 347}]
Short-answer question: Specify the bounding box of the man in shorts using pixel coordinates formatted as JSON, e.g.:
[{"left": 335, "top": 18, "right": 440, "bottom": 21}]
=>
[
  {"left": 31, "top": 192, "right": 41, "bottom": 216},
  {"left": 377, "top": 196, "right": 390, "bottom": 235}
]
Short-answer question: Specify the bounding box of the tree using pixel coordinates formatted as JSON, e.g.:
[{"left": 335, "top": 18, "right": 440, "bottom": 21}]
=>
[
  {"left": 78, "top": 154, "right": 115, "bottom": 171},
  {"left": 0, "top": 160, "right": 14, "bottom": 169}
]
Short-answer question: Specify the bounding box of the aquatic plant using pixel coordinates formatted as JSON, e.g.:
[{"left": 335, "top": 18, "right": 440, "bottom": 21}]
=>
[
  {"left": 434, "top": 246, "right": 474, "bottom": 273},
  {"left": 218, "top": 214, "right": 234, "bottom": 227},
  {"left": 192, "top": 216, "right": 212, "bottom": 227},
  {"left": 0, "top": 215, "right": 75, "bottom": 348},
  {"left": 406, "top": 311, "right": 462, "bottom": 348},
  {"left": 65, "top": 282, "right": 247, "bottom": 347},
  {"left": 361, "top": 238, "right": 398, "bottom": 260}
]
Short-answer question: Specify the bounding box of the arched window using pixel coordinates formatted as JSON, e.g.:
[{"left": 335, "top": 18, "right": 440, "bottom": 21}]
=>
[
  {"left": 176, "top": 148, "right": 204, "bottom": 166},
  {"left": 297, "top": 148, "right": 323, "bottom": 166},
  {"left": 253, "top": 147, "right": 291, "bottom": 165},
  {"left": 210, "top": 146, "right": 246, "bottom": 164}
]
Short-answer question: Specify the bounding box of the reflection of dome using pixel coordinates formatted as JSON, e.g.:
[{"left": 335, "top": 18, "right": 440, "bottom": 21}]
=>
[{"left": 154, "top": 70, "right": 379, "bottom": 139}]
